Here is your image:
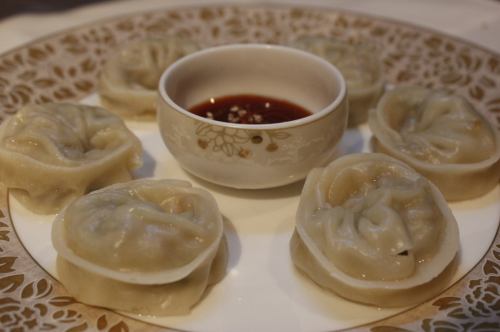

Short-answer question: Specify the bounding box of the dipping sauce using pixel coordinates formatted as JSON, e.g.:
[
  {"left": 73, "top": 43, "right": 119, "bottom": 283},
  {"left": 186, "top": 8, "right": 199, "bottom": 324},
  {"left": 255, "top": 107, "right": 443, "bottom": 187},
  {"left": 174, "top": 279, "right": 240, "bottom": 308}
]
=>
[{"left": 189, "top": 94, "right": 312, "bottom": 124}]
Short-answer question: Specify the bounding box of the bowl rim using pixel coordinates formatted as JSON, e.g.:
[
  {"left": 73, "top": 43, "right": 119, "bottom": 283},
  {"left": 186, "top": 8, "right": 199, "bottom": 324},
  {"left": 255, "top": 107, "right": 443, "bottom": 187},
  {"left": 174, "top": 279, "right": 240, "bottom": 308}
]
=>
[{"left": 157, "top": 43, "right": 347, "bottom": 130}]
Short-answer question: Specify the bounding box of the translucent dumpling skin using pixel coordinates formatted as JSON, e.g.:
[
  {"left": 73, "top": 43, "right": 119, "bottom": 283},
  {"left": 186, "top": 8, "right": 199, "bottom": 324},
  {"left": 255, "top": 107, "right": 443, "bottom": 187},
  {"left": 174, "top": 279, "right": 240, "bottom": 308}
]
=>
[
  {"left": 52, "top": 179, "right": 227, "bottom": 316},
  {"left": 369, "top": 86, "right": 500, "bottom": 201},
  {"left": 0, "top": 103, "right": 142, "bottom": 213},
  {"left": 291, "top": 153, "right": 459, "bottom": 307},
  {"left": 290, "top": 37, "right": 384, "bottom": 126},
  {"left": 99, "top": 37, "right": 199, "bottom": 119}
]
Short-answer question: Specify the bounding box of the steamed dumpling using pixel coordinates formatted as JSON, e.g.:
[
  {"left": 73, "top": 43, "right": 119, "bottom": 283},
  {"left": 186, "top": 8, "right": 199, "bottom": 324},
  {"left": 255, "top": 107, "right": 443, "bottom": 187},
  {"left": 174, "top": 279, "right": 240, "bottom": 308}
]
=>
[
  {"left": 52, "top": 179, "right": 227, "bottom": 316},
  {"left": 99, "top": 37, "right": 199, "bottom": 119},
  {"left": 369, "top": 86, "right": 500, "bottom": 201},
  {"left": 291, "top": 153, "right": 459, "bottom": 307},
  {"left": 290, "top": 37, "right": 384, "bottom": 126},
  {"left": 0, "top": 103, "right": 142, "bottom": 213}
]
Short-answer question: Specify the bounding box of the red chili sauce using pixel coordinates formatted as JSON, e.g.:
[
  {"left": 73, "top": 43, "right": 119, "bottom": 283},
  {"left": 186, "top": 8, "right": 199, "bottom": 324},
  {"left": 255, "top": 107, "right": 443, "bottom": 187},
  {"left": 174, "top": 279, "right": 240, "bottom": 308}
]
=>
[{"left": 189, "top": 94, "right": 312, "bottom": 124}]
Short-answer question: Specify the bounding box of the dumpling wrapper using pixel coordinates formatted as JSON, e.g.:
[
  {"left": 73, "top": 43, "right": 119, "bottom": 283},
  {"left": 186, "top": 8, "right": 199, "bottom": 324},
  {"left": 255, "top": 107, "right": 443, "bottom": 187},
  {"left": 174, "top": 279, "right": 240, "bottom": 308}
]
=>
[
  {"left": 99, "top": 37, "right": 199, "bottom": 119},
  {"left": 369, "top": 86, "right": 500, "bottom": 201},
  {"left": 0, "top": 103, "right": 142, "bottom": 213},
  {"left": 52, "top": 179, "right": 227, "bottom": 316},
  {"left": 290, "top": 37, "right": 384, "bottom": 126},
  {"left": 291, "top": 153, "right": 459, "bottom": 307}
]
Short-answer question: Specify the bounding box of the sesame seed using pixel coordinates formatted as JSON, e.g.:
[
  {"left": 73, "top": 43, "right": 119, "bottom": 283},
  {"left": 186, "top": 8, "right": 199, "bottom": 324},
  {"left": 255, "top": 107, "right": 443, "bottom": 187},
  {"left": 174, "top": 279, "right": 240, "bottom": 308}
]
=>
[
  {"left": 228, "top": 113, "right": 239, "bottom": 123},
  {"left": 253, "top": 114, "right": 263, "bottom": 123}
]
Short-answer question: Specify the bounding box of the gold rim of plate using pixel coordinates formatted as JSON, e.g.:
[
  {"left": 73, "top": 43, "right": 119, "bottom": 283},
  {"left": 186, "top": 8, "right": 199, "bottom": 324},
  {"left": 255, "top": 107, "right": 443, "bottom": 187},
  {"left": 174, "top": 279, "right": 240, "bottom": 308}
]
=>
[{"left": 0, "top": 4, "right": 499, "bottom": 332}]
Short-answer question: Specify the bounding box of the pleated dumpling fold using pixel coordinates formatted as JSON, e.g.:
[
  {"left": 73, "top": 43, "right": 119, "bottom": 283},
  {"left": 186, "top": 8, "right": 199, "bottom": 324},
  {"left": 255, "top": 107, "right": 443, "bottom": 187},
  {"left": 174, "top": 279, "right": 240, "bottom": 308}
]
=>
[
  {"left": 369, "top": 86, "right": 500, "bottom": 201},
  {"left": 99, "top": 37, "right": 199, "bottom": 119},
  {"left": 52, "top": 179, "right": 227, "bottom": 316},
  {"left": 0, "top": 103, "right": 142, "bottom": 213},
  {"left": 291, "top": 153, "right": 459, "bottom": 307},
  {"left": 290, "top": 37, "right": 384, "bottom": 126}
]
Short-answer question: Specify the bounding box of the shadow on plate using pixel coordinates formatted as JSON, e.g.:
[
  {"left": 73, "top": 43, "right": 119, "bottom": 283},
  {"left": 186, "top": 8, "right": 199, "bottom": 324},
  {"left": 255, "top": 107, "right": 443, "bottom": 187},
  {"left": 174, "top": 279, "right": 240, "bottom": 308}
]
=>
[
  {"left": 338, "top": 126, "right": 365, "bottom": 156},
  {"left": 133, "top": 149, "right": 157, "bottom": 178},
  {"left": 222, "top": 215, "right": 241, "bottom": 271}
]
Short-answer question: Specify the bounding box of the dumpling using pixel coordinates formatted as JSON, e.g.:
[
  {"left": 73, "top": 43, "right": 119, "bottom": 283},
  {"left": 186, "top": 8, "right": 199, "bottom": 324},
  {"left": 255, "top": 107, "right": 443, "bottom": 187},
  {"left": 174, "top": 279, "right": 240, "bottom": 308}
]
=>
[
  {"left": 290, "top": 153, "right": 459, "bottom": 307},
  {"left": 52, "top": 179, "right": 227, "bottom": 316},
  {"left": 369, "top": 86, "right": 500, "bottom": 201},
  {"left": 290, "top": 37, "right": 384, "bottom": 126},
  {"left": 0, "top": 103, "right": 142, "bottom": 214},
  {"left": 99, "top": 37, "right": 199, "bottom": 119}
]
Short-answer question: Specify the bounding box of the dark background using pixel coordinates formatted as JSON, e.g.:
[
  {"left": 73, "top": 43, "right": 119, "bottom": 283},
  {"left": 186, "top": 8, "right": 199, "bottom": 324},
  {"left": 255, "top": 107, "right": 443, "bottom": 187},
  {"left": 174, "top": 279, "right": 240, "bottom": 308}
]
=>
[{"left": 1, "top": 0, "right": 113, "bottom": 19}]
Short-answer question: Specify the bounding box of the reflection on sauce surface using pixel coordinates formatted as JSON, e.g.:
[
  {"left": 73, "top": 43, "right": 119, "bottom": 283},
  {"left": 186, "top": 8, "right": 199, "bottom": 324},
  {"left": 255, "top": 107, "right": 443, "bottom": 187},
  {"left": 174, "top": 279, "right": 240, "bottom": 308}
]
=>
[{"left": 189, "top": 94, "right": 312, "bottom": 124}]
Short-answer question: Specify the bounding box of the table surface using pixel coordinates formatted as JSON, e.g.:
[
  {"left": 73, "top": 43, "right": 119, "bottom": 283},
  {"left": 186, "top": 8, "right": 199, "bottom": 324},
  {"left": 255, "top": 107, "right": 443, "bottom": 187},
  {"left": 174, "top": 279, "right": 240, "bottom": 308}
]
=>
[{"left": 1, "top": 0, "right": 500, "bottom": 55}]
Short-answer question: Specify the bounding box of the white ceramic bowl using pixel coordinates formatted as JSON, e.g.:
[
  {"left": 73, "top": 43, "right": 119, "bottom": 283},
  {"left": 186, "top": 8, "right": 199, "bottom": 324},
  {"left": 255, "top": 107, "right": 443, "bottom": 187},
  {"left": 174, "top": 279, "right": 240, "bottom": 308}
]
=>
[{"left": 157, "top": 44, "right": 347, "bottom": 189}]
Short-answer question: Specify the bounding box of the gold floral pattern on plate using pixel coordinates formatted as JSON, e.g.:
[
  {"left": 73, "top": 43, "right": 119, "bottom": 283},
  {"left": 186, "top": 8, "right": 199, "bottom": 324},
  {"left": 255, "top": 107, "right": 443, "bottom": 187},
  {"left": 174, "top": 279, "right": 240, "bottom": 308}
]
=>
[{"left": 0, "top": 5, "right": 499, "bottom": 332}]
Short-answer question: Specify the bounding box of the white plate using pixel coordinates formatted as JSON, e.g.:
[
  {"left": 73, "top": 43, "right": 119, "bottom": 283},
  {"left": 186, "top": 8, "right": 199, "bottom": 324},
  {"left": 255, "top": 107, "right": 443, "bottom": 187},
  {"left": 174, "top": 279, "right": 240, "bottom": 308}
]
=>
[{"left": 9, "top": 93, "right": 500, "bottom": 332}]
